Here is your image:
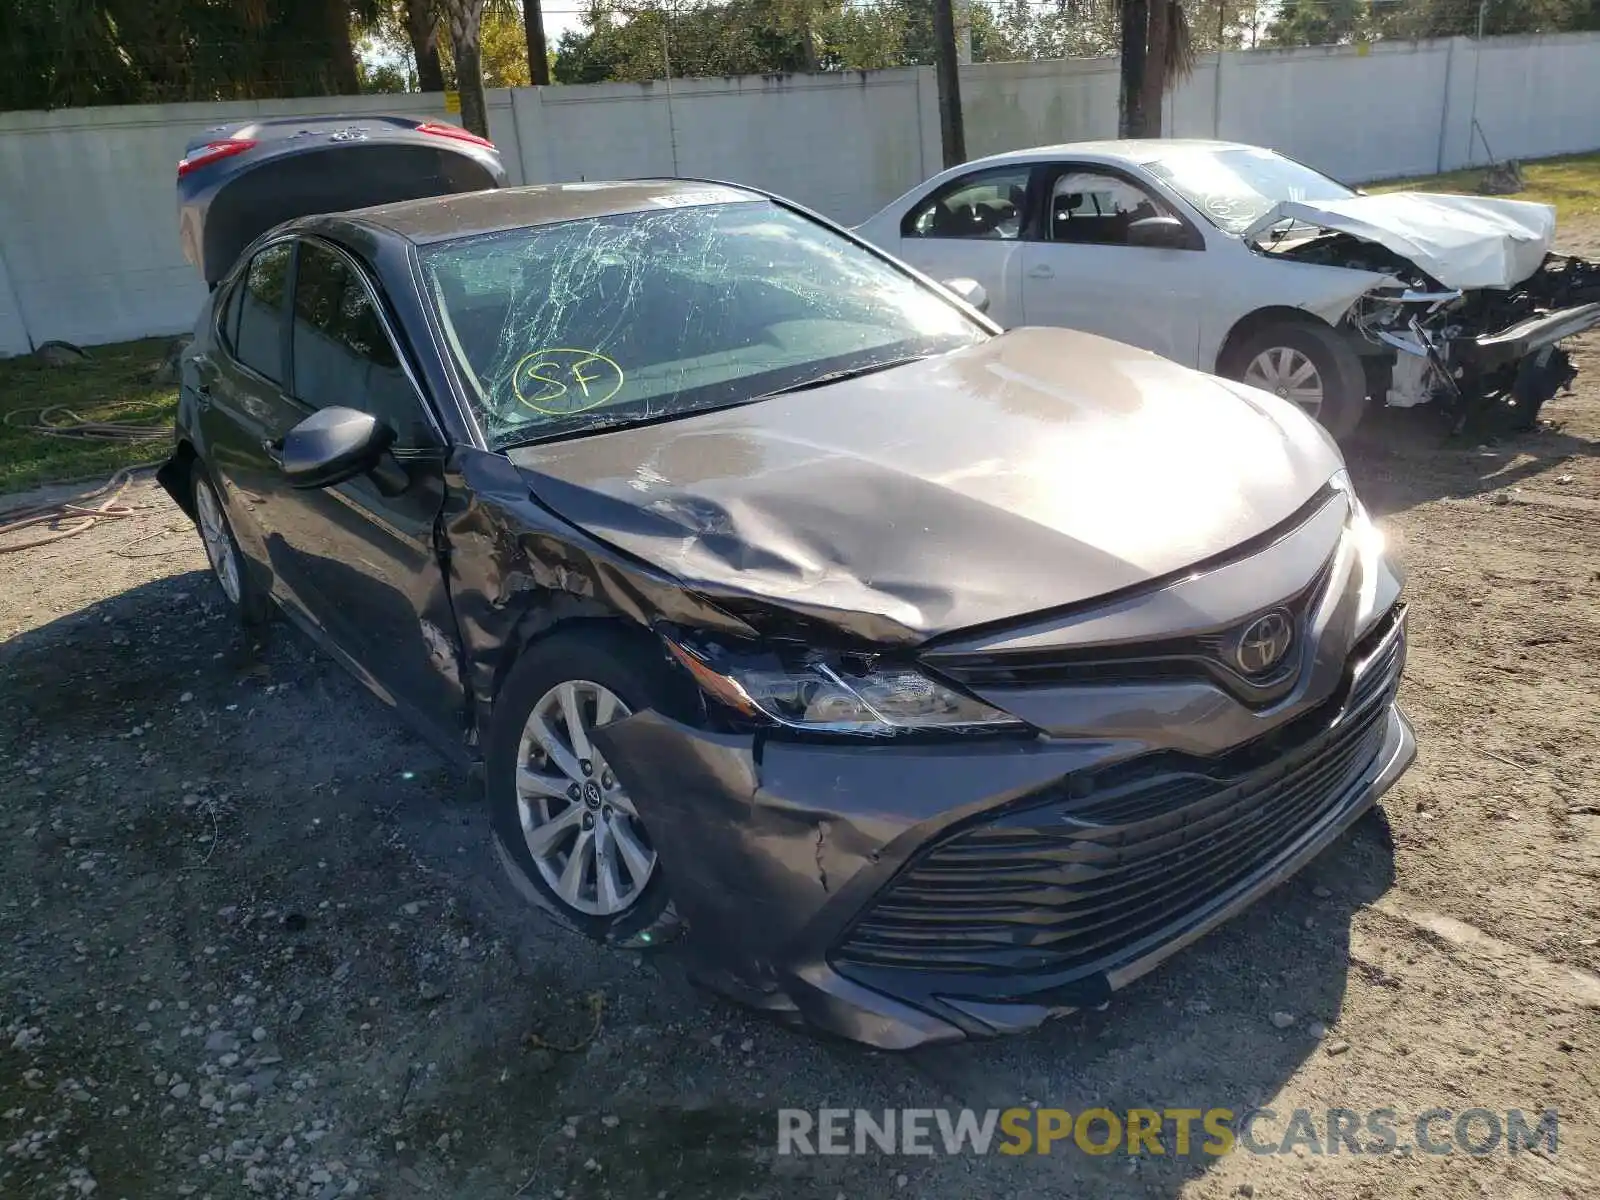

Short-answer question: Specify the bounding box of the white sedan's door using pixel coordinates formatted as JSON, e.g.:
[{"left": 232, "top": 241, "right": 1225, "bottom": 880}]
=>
[
  {"left": 1019, "top": 166, "right": 1207, "bottom": 367},
  {"left": 863, "top": 163, "right": 1036, "bottom": 328}
]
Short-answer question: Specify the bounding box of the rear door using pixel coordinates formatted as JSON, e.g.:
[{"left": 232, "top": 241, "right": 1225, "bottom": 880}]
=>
[
  {"left": 1019, "top": 164, "right": 1206, "bottom": 366},
  {"left": 257, "top": 237, "right": 465, "bottom": 738},
  {"left": 886, "top": 163, "right": 1039, "bottom": 328}
]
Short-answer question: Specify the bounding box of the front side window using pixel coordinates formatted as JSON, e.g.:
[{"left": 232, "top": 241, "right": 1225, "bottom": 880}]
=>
[
  {"left": 1048, "top": 172, "right": 1173, "bottom": 246},
  {"left": 233, "top": 243, "right": 292, "bottom": 383},
  {"left": 903, "top": 167, "right": 1031, "bottom": 240},
  {"left": 1143, "top": 147, "right": 1355, "bottom": 233},
  {"left": 290, "top": 242, "right": 429, "bottom": 445},
  {"left": 419, "top": 199, "right": 989, "bottom": 449}
]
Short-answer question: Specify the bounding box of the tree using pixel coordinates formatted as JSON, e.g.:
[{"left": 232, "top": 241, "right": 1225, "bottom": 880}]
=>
[
  {"left": 549, "top": 0, "right": 1019, "bottom": 83},
  {"left": 406, "top": 0, "right": 447, "bottom": 92},
  {"left": 438, "top": 0, "right": 490, "bottom": 137},
  {"left": 1265, "top": 0, "right": 1368, "bottom": 46},
  {"left": 525, "top": 0, "right": 553, "bottom": 84},
  {"left": 1119, "top": 0, "right": 1194, "bottom": 136}
]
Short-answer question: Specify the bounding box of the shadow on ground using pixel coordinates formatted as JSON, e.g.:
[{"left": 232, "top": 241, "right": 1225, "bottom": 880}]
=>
[
  {"left": 0, "top": 567, "right": 1403, "bottom": 1198},
  {"left": 1347, "top": 404, "right": 1599, "bottom": 519}
]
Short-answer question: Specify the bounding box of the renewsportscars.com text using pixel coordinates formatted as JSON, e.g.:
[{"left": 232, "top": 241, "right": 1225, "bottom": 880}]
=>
[{"left": 777, "top": 1107, "right": 1560, "bottom": 1158}]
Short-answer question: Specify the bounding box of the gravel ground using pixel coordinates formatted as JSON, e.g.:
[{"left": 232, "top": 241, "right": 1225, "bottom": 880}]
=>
[{"left": 2, "top": 240, "right": 1598, "bottom": 1199}]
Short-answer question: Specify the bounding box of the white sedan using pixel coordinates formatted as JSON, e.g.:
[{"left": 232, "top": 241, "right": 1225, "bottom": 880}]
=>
[{"left": 856, "top": 139, "right": 1600, "bottom": 437}]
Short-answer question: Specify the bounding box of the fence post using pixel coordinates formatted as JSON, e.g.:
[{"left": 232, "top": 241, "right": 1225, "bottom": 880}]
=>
[
  {"left": 1434, "top": 37, "right": 1456, "bottom": 175},
  {"left": 0, "top": 237, "right": 33, "bottom": 355},
  {"left": 1211, "top": 49, "right": 1225, "bottom": 139}
]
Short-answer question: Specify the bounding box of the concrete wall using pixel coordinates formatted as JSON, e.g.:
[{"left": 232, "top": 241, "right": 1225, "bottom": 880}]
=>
[
  {"left": 507, "top": 69, "right": 933, "bottom": 222},
  {"left": 2, "top": 31, "right": 1598, "bottom": 355}
]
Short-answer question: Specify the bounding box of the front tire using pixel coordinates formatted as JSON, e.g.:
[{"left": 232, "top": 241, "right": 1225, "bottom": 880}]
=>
[
  {"left": 487, "top": 626, "right": 691, "bottom": 943},
  {"left": 1222, "top": 319, "right": 1369, "bottom": 441}
]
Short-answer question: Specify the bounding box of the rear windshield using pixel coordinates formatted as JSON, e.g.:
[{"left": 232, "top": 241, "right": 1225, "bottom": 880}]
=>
[
  {"left": 417, "top": 199, "right": 988, "bottom": 448},
  {"left": 1144, "top": 147, "right": 1355, "bottom": 233}
]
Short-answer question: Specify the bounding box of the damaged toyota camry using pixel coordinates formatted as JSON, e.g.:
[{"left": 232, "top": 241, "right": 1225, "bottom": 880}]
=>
[{"left": 163, "top": 129, "right": 1415, "bottom": 1049}]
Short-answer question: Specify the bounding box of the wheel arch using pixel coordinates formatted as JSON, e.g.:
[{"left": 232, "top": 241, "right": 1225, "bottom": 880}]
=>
[
  {"left": 1214, "top": 306, "right": 1341, "bottom": 375},
  {"left": 157, "top": 438, "right": 201, "bottom": 521},
  {"left": 477, "top": 602, "right": 671, "bottom": 741}
]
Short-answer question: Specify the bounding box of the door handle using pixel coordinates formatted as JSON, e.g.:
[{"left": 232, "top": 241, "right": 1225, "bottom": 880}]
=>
[
  {"left": 1027, "top": 265, "right": 1055, "bottom": 280},
  {"left": 261, "top": 438, "right": 284, "bottom": 468}
]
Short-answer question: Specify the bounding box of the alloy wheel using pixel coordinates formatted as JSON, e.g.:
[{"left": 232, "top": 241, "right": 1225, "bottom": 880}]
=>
[
  {"left": 194, "top": 477, "right": 242, "bottom": 606},
  {"left": 514, "top": 680, "right": 655, "bottom": 917},
  {"left": 1243, "top": 346, "right": 1324, "bottom": 420}
]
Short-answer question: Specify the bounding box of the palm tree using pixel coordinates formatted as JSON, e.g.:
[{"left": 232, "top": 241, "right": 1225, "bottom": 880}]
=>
[
  {"left": 1120, "top": 0, "right": 1195, "bottom": 136},
  {"left": 439, "top": 0, "right": 490, "bottom": 137},
  {"left": 522, "top": 0, "right": 552, "bottom": 84}
]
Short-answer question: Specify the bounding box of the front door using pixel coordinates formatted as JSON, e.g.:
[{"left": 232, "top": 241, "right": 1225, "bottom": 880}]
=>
[
  {"left": 253, "top": 237, "right": 465, "bottom": 739},
  {"left": 193, "top": 240, "right": 295, "bottom": 570},
  {"left": 1019, "top": 165, "right": 1206, "bottom": 366}
]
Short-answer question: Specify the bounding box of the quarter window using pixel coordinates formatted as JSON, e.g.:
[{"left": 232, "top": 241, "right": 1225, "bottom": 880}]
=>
[
  {"left": 233, "top": 243, "right": 292, "bottom": 383},
  {"left": 290, "top": 242, "right": 428, "bottom": 446},
  {"left": 904, "top": 167, "right": 1031, "bottom": 241}
]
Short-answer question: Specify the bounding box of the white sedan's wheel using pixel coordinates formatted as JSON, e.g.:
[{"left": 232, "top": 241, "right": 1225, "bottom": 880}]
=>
[
  {"left": 1223, "top": 319, "right": 1368, "bottom": 441},
  {"left": 515, "top": 679, "right": 657, "bottom": 917},
  {"left": 194, "top": 473, "right": 242, "bottom": 606},
  {"left": 1243, "top": 346, "right": 1325, "bottom": 421}
]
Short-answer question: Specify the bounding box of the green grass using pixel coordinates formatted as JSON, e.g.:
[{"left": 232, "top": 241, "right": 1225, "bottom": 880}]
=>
[
  {"left": 1369, "top": 151, "right": 1600, "bottom": 223},
  {"left": 0, "top": 337, "right": 176, "bottom": 495}
]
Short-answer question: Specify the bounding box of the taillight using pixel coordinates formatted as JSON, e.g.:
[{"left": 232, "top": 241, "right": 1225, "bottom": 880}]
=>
[
  {"left": 417, "top": 122, "right": 496, "bottom": 150},
  {"left": 177, "top": 139, "right": 257, "bottom": 178}
]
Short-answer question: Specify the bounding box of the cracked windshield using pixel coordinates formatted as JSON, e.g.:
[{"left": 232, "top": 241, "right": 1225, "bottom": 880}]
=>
[
  {"left": 1145, "top": 147, "right": 1355, "bottom": 233},
  {"left": 419, "top": 197, "right": 988, "bottom": 448}
]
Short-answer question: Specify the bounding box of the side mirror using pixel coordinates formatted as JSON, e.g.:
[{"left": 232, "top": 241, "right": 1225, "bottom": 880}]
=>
[
  {"left": 1127, "top": 215, "right": 1193, "bottom": 250},
  {"left": 279, "top": 406, "right": 396, "bottom": 491},
  {"left": 942, "top": 276, "right": 990, "bottom": 314}
]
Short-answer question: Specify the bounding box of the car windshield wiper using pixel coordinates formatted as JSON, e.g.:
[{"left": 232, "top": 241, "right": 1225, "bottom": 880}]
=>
[{"left": 757, "top": 354, "right": 930, "bottom": 398}]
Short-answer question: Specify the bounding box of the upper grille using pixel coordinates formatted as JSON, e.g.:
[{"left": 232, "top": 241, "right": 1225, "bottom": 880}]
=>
[
  {"left": 831, "top": 606, "right": 1405, "bottom": 989},
  {"left": 928, "top": 558, "right": 1335, "bottom": 700}
]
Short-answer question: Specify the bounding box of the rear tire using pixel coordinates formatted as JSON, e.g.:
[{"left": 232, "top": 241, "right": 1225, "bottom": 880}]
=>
[
  {"left": 487, "top": 625, "right": 694, "bottom": 945},
  {"left": 190, "top": 462, "right": 271, "bottom": 627},
  {"left": 1222, "top": 319, "right": 1369, "bottom": 441}
]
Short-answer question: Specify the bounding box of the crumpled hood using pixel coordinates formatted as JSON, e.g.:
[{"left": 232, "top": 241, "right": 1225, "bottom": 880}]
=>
[
  {"left": 506, "top": 328, "right": 1343, "bottom": 645},
  {"left": 1243, "top": 191, "right": 1556, "bottom": 289}
]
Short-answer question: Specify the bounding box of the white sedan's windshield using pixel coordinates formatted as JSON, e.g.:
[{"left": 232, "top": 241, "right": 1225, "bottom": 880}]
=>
[
  {"left": 419, "top": 200, "right": 987, "bottom": 448},
  {"left": 1144, "top": 148, "right": 1356, "bottom": 234}
]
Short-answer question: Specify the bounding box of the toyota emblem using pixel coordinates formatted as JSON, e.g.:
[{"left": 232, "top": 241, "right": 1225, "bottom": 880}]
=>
[{"left": 1233, "top": 610, "right": 1294, "bottom": 676}]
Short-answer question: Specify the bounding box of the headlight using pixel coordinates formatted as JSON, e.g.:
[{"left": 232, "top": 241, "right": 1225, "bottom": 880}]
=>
[
  {"left": 1330, "top": 469, "right": 1394, "bottom": 631},
  {"left": 664, "top": 638, "right": 1023, "bottom": 735}
]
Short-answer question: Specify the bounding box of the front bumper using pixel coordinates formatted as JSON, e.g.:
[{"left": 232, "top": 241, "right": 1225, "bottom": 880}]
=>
[{"left": 591, "top": 610, "right": 1416, "bottom": 1050}]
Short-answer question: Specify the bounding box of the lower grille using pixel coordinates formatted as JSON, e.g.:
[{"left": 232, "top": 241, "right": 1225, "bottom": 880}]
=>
[{"left": 832, "top": 609, "right": 1405, "bottom": 988}]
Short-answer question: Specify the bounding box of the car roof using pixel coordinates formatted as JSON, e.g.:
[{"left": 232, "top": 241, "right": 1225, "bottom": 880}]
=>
[
  {"left": 341, "top": 179, "right": 769, "bottom": 243},
  {"left": 961, "top": 138, "right": 1264, "bottom": 170}
]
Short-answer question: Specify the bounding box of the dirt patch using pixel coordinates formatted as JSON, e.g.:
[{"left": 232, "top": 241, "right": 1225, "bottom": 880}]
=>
[{"left": 2, "top": 249, "right": 1599, "bottom": 1198}]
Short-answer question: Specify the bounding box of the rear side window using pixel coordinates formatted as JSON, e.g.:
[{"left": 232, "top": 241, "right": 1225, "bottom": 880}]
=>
[
  {"left": 903, "top": 166, "right": 1032, "bottom": 240},
  {"left": 289, "top": 242, "right": 428, "bottom": 445},
  {"left": 234, "top": 243, "right": 291, "bottom": 383}
]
